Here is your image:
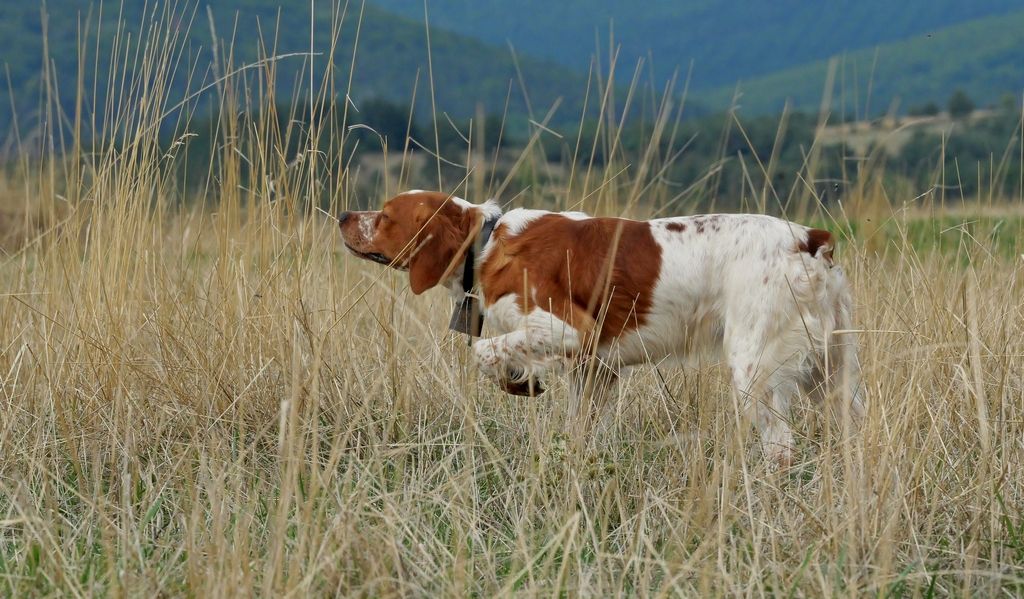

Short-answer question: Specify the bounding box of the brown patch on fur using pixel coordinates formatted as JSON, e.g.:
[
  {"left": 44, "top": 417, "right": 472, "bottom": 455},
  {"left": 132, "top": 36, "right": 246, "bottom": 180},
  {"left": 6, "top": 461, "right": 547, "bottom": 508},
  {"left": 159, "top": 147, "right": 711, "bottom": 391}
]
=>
[
  {"left": 798, "top": 228, "right": 835, "bottom": 264},
  {"left": 339, "top": 191, "right": 478, "bottom": 294},
  {"left": 480, "top": 215, "right": 662, "bottom": 345},
  {"left": 666, "top": 222, "right": 687, "bottom": 233},
  {"left": 694, "top": 219, "right": 705, "bottom": 234}
]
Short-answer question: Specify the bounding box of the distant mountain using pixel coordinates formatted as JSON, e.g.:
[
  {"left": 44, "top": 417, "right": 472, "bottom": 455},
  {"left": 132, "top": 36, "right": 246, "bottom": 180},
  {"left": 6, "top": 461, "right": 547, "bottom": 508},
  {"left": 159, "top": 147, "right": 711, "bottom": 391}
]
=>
[
  {"left": 700, "top": 10, "right": 1024, "bottom": 116},
  {"left": 3, "top": 0, "right": 1021, "bottom": 148},
  {"left": 0, "top": 1, "right": 592, "bottom": 141},
  {"left": 371, "top": 0, "right": 1022, "bottom": 97}
]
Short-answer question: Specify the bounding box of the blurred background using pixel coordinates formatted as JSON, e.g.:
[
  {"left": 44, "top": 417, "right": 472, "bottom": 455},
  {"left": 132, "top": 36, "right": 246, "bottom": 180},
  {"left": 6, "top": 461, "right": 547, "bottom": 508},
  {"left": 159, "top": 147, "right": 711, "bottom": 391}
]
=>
[{"left": 1, "top": 0, "right": 1022, "bottom": 209}]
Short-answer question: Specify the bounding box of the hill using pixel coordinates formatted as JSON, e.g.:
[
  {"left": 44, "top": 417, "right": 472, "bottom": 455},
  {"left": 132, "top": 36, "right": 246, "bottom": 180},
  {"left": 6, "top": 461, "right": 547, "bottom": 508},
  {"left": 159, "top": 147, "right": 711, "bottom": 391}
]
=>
[
  {"left": 370, "top": 0, "right": 1021, "bottom": 95},
  {"left": 0, "top": 1, "right": 592, "bottom": 142},
  {"left": 699, "top": 9, "right": 1024, "bottom": 116}
]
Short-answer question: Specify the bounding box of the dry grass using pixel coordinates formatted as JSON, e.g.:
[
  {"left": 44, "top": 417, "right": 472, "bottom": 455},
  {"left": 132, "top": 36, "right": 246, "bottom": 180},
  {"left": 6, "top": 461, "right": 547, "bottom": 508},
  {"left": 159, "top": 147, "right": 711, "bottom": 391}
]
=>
[
  {"left": 2, "top": 191, "right": 1023, "bottom": 596},
  {"left": 2, "top": 4, "right": 1024, "bottom": 597}
]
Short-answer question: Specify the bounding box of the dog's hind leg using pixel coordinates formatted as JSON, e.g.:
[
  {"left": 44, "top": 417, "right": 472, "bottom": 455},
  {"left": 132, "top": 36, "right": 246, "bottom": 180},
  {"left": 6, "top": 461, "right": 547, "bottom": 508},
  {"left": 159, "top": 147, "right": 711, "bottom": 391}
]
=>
[
  {"left": 723, "top": 300, "right": 805, "bottom": 467},
  {"left": 728, "top": 350, "right": 797, "bottom": 467}
]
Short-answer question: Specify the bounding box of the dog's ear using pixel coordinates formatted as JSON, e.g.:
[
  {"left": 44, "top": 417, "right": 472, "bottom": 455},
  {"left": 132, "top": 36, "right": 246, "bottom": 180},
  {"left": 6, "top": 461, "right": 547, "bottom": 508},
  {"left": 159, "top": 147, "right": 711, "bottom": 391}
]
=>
[{"left": 408, "top": 206, "right": 474, "bottom": 295}]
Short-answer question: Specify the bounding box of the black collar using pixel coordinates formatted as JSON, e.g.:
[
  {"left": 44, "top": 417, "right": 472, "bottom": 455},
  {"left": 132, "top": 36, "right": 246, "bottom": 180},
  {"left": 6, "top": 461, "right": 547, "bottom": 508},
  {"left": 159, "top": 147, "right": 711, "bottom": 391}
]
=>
[{"left": 448, "top": 214, "right": 500, "bottom": 338}]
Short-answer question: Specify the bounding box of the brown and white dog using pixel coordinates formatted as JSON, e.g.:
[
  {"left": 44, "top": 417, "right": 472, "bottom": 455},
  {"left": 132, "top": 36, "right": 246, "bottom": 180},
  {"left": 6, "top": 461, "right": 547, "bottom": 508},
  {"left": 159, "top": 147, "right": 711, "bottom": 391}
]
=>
[{"left": 339, "top": 190, "right": 864, "bottom": 463}]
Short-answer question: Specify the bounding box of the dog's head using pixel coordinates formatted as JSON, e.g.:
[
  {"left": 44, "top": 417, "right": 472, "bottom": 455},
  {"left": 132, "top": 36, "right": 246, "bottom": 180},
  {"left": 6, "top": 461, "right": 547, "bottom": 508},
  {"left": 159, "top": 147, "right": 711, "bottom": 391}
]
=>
[{"left": 339, "top": 191, "right": 481, "bottom": 294}]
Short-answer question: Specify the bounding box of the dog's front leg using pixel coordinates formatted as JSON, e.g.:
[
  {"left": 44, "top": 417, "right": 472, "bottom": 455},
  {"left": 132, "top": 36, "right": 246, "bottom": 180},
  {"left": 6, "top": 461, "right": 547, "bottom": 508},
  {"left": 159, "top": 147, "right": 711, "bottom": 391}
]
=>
[
  {"left": 473, "top": 309, "right": 582, "bottom": 396},
  {"left": 473, "top": 332, "right": 557, "bottom": 395}
]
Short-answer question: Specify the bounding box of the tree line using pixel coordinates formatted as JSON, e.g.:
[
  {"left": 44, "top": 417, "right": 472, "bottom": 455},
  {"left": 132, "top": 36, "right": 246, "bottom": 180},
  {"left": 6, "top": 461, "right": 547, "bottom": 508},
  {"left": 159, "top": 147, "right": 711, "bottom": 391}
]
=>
[{"left": 173, "top": 88, "right": 1021, "bottom": 204}]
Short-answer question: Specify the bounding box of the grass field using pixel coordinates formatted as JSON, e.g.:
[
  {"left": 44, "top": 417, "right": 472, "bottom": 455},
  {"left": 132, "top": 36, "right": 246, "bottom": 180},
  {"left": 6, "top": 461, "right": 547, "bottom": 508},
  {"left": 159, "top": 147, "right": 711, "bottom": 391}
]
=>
[
  {"left": 2, "top": 5, "right": 1024, "bottom": 597},
  {"left": 5, "top": 190, "right": 1024, "bottom": 597}
]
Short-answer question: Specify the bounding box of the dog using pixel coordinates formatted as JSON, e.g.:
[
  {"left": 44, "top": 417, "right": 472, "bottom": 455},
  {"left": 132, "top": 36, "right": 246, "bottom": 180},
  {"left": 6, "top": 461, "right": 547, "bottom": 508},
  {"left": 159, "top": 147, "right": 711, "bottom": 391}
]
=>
[{"left": 339, "top": 190, "right": 865, "bottom": 464}]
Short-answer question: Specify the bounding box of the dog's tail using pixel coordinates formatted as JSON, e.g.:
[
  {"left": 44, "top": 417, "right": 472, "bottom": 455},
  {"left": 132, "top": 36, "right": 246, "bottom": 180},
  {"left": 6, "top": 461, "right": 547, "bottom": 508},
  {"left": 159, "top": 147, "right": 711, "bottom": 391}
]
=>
[
  {"left": 828, "top": 264, "right": 866, "bottom": 419},
  {"left": 792, "top": 228, "right": 865, "bottom": 419}
]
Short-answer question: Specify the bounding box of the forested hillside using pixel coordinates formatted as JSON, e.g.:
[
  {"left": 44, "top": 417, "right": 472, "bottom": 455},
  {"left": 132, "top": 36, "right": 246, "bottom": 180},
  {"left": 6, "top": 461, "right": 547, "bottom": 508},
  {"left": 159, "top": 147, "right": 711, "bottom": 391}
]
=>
[
  {"left": 0, "top": 1, "right": 591, "bottom": 140},
  {"left": 372, "top": 0, "right": 1022, "bottom": 101},
  {"left": 2, "top": 0, "right": 1022, "bottom": 153},
  {"left": 702, "top": 9, "right": 1024, "bottom": 115}
]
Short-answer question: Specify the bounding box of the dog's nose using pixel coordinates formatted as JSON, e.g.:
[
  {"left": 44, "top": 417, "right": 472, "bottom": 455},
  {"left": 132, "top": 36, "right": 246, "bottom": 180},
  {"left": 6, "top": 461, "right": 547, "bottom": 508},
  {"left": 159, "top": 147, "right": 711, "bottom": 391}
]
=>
[{"left": 338, "top": 211, "right": 352, "bottom": 226}]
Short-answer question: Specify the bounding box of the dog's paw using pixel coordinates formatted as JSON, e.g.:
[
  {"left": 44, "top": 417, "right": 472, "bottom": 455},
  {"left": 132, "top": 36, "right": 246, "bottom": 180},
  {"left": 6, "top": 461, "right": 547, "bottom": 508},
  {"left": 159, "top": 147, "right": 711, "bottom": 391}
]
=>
[{"left": 472, "top": 338, "right": 549, "bottom": 396}]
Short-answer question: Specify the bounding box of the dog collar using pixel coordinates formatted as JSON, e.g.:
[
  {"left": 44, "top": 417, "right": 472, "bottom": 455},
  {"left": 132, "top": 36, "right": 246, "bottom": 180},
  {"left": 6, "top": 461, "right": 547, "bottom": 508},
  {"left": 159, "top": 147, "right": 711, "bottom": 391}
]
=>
[{"left": 449, "top": 214, "right": 500, "bottom": 339}]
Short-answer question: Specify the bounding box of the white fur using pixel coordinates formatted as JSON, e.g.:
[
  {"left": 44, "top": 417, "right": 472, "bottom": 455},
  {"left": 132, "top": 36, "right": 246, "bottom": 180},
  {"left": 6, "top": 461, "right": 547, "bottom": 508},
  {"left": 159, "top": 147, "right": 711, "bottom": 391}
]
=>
[
  {"left": 494, "top": 208, "right": 588, "bottom": 238},
  {"left": 358, "top": 213, "right": 375, "bottom": 243},
  {"left": 473, "top": 199, "right": 503, "bottom": 221},
  {"left": 473, "top": 295, "right": 579, "bottom": 385},
  {"left": 469, "top": 210, "right": 864, "bottom": 464}
]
